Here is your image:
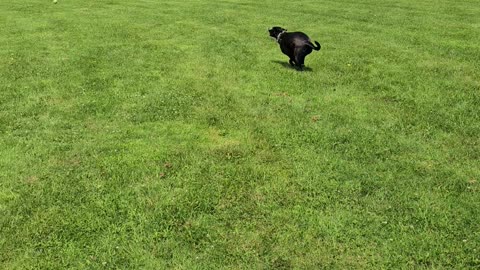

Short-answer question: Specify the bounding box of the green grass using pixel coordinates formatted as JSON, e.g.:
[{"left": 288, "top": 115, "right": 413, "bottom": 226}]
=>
[{"left": 1, "top": 0, "right": 479, "bottom": 268}]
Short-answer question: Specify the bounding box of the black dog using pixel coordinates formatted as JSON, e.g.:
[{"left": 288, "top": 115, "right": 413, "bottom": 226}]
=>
[{"left": 268, "top": 26, "right": 321, "bottom": 70}]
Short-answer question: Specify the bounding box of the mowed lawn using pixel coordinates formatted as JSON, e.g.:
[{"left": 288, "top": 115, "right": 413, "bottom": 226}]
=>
[{"left": 1, "top": 0, "right": 479, "bottom": 268}]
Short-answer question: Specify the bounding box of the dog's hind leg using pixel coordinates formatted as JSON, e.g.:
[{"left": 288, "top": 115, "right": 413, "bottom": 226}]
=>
[
  {"left": 289, "top": 59, "right": 296, "bottom": 66},
  {"left": 295, "top": 53, "right": 306, "bottom": 70},
  {"left": 295, "top": 46, "right": 312, "bottom": 71}
]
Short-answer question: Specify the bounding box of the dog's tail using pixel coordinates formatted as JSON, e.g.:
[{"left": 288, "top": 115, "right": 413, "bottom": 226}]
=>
[{"left": 307, "top": 41, "right": 321, "bottom": 51}]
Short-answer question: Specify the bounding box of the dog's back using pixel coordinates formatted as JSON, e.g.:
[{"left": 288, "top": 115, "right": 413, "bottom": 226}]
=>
[
  {"left": 285, "top": 32, "right": 310, "bottom": 47},
  {"left": 284, "top": 32, "right": 320, "bottom": 50}
]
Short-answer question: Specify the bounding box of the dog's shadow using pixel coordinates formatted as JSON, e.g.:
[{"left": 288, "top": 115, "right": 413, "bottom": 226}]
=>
[{"left": 271, "top": 60, "right": 313, "bottom": 72}]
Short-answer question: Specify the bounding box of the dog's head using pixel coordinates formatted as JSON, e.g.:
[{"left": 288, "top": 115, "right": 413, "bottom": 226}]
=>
[{"left": 268, "top": 26, "right": 287, "bottom": 39}]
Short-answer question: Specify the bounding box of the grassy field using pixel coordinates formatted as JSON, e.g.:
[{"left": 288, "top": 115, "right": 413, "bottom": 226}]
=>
[{"left": 1, "top": 0, "right": 479, "bottom": 268}]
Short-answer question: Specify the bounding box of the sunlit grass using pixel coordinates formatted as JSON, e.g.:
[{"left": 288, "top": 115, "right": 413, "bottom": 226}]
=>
[{"left": 1, "top": 0, "right": 479, "bottom": 268}]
